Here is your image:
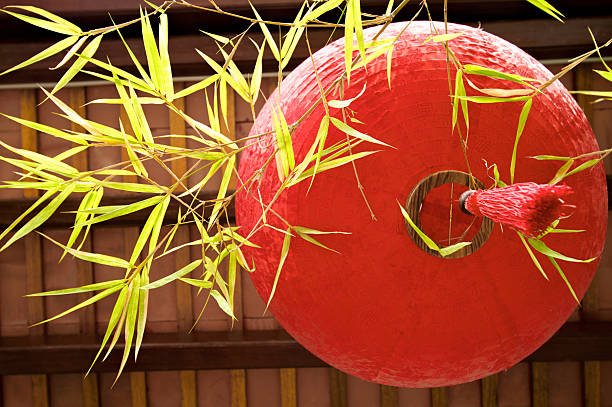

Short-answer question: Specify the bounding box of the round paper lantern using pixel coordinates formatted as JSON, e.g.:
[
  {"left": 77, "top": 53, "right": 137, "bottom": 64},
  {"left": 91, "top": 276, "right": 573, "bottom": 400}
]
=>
[{"left": 235, "top": 21, "right": 607, "bottom": 387}]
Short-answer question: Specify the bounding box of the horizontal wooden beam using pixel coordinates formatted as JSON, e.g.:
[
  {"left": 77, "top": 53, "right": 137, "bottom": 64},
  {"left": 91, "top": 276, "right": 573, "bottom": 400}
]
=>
[
  {"left": 0, "top": 322, "right": 611, "bottom": 375},
  {"left": 0, "top": 174, "right": 609, "bottom": 229}
]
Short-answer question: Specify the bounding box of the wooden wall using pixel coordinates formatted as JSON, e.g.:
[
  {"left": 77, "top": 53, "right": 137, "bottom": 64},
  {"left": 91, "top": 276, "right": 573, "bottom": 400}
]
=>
[{"left": 0, "top": 60, "right": 610, "bottom": 407}]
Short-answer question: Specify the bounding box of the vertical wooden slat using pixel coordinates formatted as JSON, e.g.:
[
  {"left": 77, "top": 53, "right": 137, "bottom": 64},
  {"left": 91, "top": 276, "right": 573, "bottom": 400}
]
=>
[
  {"left": 531, "top": 362, "right": 548, "bottom": 407},
  {"left": 170, "top": 83, "right": 198, "bottom": 407},
  {"left": 380, "top": 385, "right": 398, "bottom": 407},
  {"left": 575, "top": 63, "right": 601, "bottom": 407},
  {"left": 431, "top": 387, "right": 447, "bottom": 407},
  {"left": 130, "top": 372, "right": 147, "bottom": 407},
  {"left": 69, "top": 86, "right": 101, "bottom": 407},
  {"left": 280, "top": 368, "right": 297, "bottom": 407},
  {"left": 329, "top": 369, "right": 347, "bottom": 407},
  {"left": 481, "top": 374, "right": 498, "bottom": 407},
  {"left": 21, "top": 89, "right": 50, "bottom": 407},
  {"left": 231, "top": 370, "right": 247, "bottom": 407},
  {"left": 120, "top": 106, "right": 148, "bottom": 407}
]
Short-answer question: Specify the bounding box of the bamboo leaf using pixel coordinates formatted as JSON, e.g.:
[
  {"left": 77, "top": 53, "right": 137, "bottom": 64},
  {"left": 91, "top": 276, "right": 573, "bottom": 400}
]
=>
[
  {"left": 330, "top": 117, "right": 392, "bottom": 147},
  {"left": 86, "top": 285, "right": 128, "bottom": 375},
  {"left": 250, "top": 40, "right": 265, "bottom": 103},
  {"left": 250, "top": 3, "right": 280, "bottom": 61},
  {"left": 210, "top": 289, "right": 235, "bottom": 319},
  {"left": 525, "top": 0, "right": 564, "bottom": 22},
  {"left": 298, "top": 0, "right": 343, "bottom": 25},
  {"left": 116, "top": 275, "right": 140, "bottom": 382},
  {"left": 140, "top": 7, "right": 162, "bottom": 90},
  {"left": 141, "top": 259, "right": 203, "bottom": 290},
  {"left": 439, "top": 242, "right": 472, "bottom": 257},
  {"left": 425, "top": 32, "right": 463, "bottom": 42},
  {"left": 27, "top": 279, "right": 124, "bottom": 297},
  {"left": 209, "top": 155, "right": 235, "bottom": 227},
  {"left": 398, "top": 201, "right": 440, "bottom": 251},
  {"left": 0, "top": 35, "right": 79, "bottom": 76},
  {"left": 344, "top": 0, "right": 354, "bottom": 83},
  {"left": 179, "top": 277, "right": 213, "bottom": 288},
  {"left": 265, "top": 228, "right": 291, "bottom": 311},
  {"left": 51, "top": 34, "right": 103, "bottom": 96},
  {"left": 289, "top": 150, "right": 378, "bottom": 185},
  {"left": 352, "top": 0, "right": 365, "bottom": 65},
  {"left": 0, "top": 184, "right": 76, "bottom": 252},
  {"left": 463, "top": 64, "right": 540, "bottom": 86},
  {"left": 173, "top": 74, "right": 219, "bottom": 99},
  {"left": 563, "top": 158, "right": 602, "bottom": 180},
  {"left": 42, "top": 233, "right": 133, "bottom": 269},
  {"left": 135, "top": 271, "right": 148, "bottom": 359},
  {"left": 549, "top": 158, "right": 574, "bottom": 185},
  {"left": 517, "top": 232, "right": 548, "bottom": 279},
  {"left": 76, "top": 195, "right": 164, "bottom": 228},
  {"left": 51, "top": 35, "right": 88, "bottom": 70},
  {"left": 510, "top": 98, "right": 532, "bottom": 184},
  {"left": 1, "top": 9, "right": 79, "bottom": 35},
  {"left": 1, "top": 113, "right": 87, "bottom": 145},
  {"left": 7, "top": 6, "right": 81, "bottom": 33},
  {"left": 32, "top": 284, "right": 123, "bottom": 326},
  {"left": 455, "top": 95, "right": 531, "bottom": 103},
  {"left": 62, "top": 188, "right": 102, "bottom": 259},
  {"left": 547, "top": 256, "right": 579, "bottom": 303},
  {"left": 328, "top": 83, "right": 367, "bottom": 109},
  {"left": 528, "top": 238, "right": 596, "bottom": 263},
  {"left": 158, "top": 13, "right": 174, "bottom": 97}
]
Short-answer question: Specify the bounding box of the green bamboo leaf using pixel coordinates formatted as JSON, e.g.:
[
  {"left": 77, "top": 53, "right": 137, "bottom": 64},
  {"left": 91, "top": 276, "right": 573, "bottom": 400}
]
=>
[
  {"left": 32, "top": 284, "right": 124, "bottom": 326},
  {"left": 86, "top": 285, "right": 128, "bottom": 375},
  {"left": 530, "top": 155, "right": 571, "bottom": 161},
  {"left": 0, "top": 113, "right": 87, "bottom": 145},
  {"left": 119, "top": 119, "right": 148, "bottom": 177},
  {"left": 455, "top": 95, "right": 530, "bottom": 103},
  {"left": 179, "top": 277, "right": 214, "bottom": 289},
  {"left": 344, "top": 0, "right": 354, "bottom": 83},
  {"left": 328, "top": 83, "right": 367, "bottom": 109},
  {"left": 0, "top": 184, "right": 76, "bottom": 252},
  {"left": 128, "top": 197, "right": 166, "bottom": 265},
  {"left": 42, "top": 233, "right": 133, "bottom": 269},
  {"left": 173, "top": 74, "right": 219, "bottom": 99},
  {"left": 51, "top": 35, "right": 88, "bottom": 70},
  {"left": 228, "top": 250, "right": 237, "bottom": 312},
  {"left": 563, "top": 158, "right": 602, "bottom": 180},
  {"left": 115, "top": 274, "right": 140, "bottom": 382},
  {"left": 95, "top": 181, "right": 164, "bottom": 194},
  {"left": 178, "top": 159, "right": 224, "bottom": 198},
  {"left": 27, "top": 280, "right": 124, "bottom": 297},
  {"left": 196, "top": 50, "right": 250, "bottom": 102},
  {"left": 291, "top": 115, "right": 329, "bottom": 190},
  {"left": 1, "top": 9, "right": 79, "bottom": 35},
  {"left": 78, "top": 56, "right": 152, "bottom": 91},
  {"left": 525, "top": 0, "right": 564, "bottom": 22},
  {"left": 517, "top": 232, "right": 547, "bottom": 279},
  {"left": 140, "top": 7, "right": 162, "bottom": 90},
  {"left": 528, "top": 238, "right": 596, "bottom": 263},
  {"left": 141, "top": 259, "right": 203, "bottom": 290},
  {"left": 398, "top": 201, "right": 440, "bottom": 252},
  {"left": 146, "top": 195, "right": 171, "bottom": 263},
  {"left": 135, "top": 271, "right": 148, "bottom": 359},
  {"left": 219, "top": 48, "right": 249, "bottom": 98},
  {"left": 330, "top": 117, "right": 392, "bottom": 147},
  {"left": 492, "top": 164, "right": 507, "bottom": 187},
  {"left": 425, "top": 32, "right": 463, "bottom": 42},
  {"left": 250, "top": 3, "right": 280, "bottom": 61},
  {"left": 549, "top": 158, "right": 574, "bottom": 185},
  {"left": 439, "top": 242, "right": 472, "bottom": 257},
  {"left": 572, "top": 90, "right": 612, "bottom": 98},
  {"left": 547, "top": 256, "right": 579, "bottom": 303},
  {"left": 62, "top": 188, "right": 101, "bottom": 260},
  {"left": 463, "top": 64, "right": 540, "bottom": 86},
  {"left": 7, "top": 6, "right": 81, "bottom": 33},
  {"left": 386, "top": 46, "right": 393, "bottom": 88},
  {"left": 452, "top": 70, "right": 462, "bottom": 131},
  {"left": 250, "top": 40, "right": 265, "bottom": 103},
  {"left": 211, "top": 289, "right": 235, "bottom": 319},
  {"left": 280, "top": 2, "right": 306, "bottom": 59},
  {"left": 289, "top": 150, "right": 378, "bottom": 185},
  {"left": 510, "top": 98, "right": 532, "bottom": 184},
  {"left": 0, "top": 35, "right": 79, "bottom": 76},
  {"left": 298, "top": 0, "right": 343, "bottom": 25},
  {"left": 158, "top": 13, "right": 173, "bottom": 97},
  {"left": 265, "top": 227, "right": 291, "bottom": 311},
  {"left": 76, "top": 195, "right": 164, "bottom": 228},
  {"left": 111, "top": 17, "right": 153, "bottom": 88},
  {"left": 292, "top": 226, "right": 349, "bottom": 253},
  {"left": 209, "top": 155, "right": 235, "bottom": 227},
  {"left": 200, "top": 30, "right": 230, "bottom": 44},
  {"left": 352, "top": 0, "right": 365, "bottom": 65},
  {"left": 0, "top": 140, "right": 79, "bottom": 177},
  {"left": 51, "top": 34, "right": 103, "bottom": 96}
]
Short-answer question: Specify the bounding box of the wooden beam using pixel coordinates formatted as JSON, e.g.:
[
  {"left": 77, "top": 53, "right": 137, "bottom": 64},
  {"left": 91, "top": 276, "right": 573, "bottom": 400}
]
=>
[
  {"left": 431, "top": 387, "right": 447, "bottom": 407},
  {"left": 280, "top": 368, "right": 297, "bottom": 407},
  {"left": 0, "top": 322, "right": 611, "bottom": 375}
]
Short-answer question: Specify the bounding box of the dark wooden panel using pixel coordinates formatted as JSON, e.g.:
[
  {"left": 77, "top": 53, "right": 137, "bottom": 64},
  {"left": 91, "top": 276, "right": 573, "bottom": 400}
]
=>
[{"left": 0, "top": 322, "right": 611, "bottom": 375}]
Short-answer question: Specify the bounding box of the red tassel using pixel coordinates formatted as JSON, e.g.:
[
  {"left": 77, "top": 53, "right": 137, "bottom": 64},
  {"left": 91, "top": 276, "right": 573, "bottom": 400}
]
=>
[{"left": 460, "top": 183, "right": 574, "bottom": 237}]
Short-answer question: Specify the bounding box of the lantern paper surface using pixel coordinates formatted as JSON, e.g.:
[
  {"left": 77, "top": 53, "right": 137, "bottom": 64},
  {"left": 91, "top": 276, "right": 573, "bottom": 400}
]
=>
[{"left": 235, "top": 21, "right": 607, "bottom": 387}]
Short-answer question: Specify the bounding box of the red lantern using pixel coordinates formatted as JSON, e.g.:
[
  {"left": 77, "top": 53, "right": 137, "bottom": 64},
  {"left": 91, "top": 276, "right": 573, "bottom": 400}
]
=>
[{"left": 235, "top": 21, "right": 607, "bottom": 387}]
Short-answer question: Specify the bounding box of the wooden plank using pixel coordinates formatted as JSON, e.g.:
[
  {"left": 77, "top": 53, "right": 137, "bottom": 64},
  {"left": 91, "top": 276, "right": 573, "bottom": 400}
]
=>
[
  {"left": 230, "top": 369, "right": 247, "bottom": 407},
  {"left": 329, "top": 368, "right": 346, "bottom": 407},
  {"left": 575, "top": 63, "right": 601, "bottom": 407},
  {"left": 69, "top": 86, "right": 101, "bottom": 407},
  {"left": 21, "top": 88, "right": 49, "bottom": 407},
  {"left": 480, "top": 374, "right": 498, "bottom": 407},
  {"left": 170, "top": 83, "right": 198, "bottom": 407},
  {"left": 280, "top": 368, "right": 297, "bottom": 407},
  {"left": 380, "top": 385, "right": 398, "bottom": 407},
  {"left": 431, "top": 387, "right": 447, "bottom": 407},
  {"left": 531, "top": 362, "right": 548, "bottom": 407},
  {"left": 130, "top": 372, "right": 147, "bottom": 407}
]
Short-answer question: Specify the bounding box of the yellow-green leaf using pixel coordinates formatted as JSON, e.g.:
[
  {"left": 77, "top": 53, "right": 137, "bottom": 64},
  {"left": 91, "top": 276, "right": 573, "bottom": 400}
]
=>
[
  {"left": 0, "top": 35, "right": 79, "bottom": 76},
  {"left": 265, "top": 227, "right": 291, "bottom": 310},
  {"left": 510, "top": 98, "right": 532, "bottom": 184}
]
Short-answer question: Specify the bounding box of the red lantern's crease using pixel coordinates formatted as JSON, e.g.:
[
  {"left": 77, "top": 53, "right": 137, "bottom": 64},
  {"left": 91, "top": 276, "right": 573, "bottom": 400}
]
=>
[{"left": 462, "top": 182, "right": 574, "bottom": 237}]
